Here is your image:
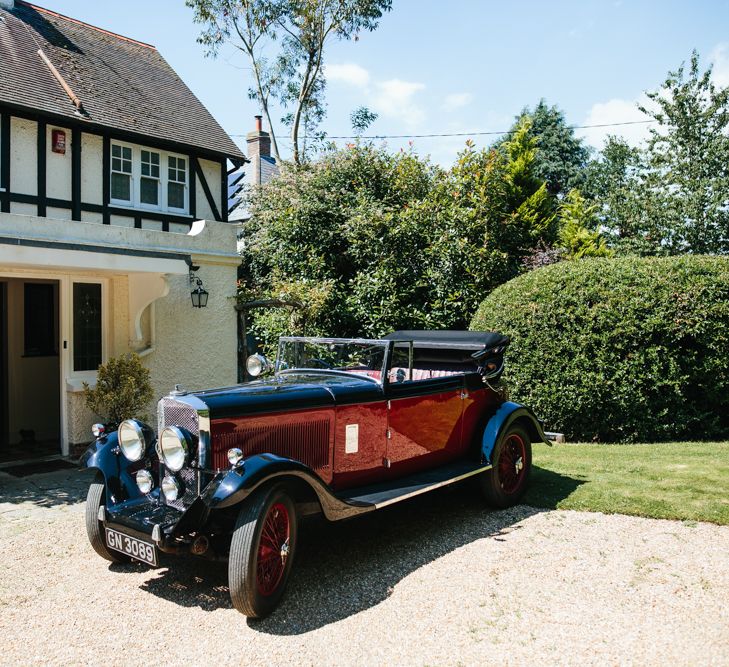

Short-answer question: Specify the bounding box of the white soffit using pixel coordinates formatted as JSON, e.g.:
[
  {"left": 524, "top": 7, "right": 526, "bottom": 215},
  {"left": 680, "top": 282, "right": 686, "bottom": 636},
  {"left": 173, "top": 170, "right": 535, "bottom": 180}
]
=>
[{"left": 0, "top": 244, "right": 189, "bottom": 274}]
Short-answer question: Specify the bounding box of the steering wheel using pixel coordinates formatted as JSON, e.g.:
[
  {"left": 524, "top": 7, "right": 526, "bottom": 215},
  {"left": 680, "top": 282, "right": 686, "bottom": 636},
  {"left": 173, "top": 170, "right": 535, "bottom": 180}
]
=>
[{"left": 309, "top": 358, "right": 333, "bottom": 369}]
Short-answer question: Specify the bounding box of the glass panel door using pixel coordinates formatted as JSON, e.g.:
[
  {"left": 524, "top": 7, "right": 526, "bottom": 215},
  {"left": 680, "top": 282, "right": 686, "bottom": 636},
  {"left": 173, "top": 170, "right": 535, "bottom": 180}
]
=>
[{"left": 72, "top": 283, "right": 102, "bottom": 372}]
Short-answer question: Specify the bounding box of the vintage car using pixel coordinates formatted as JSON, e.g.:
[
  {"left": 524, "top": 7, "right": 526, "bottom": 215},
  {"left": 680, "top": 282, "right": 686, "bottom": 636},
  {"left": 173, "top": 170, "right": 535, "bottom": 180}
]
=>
[{"left": 81, "top": 330, "right": 548, "bottom": 617}]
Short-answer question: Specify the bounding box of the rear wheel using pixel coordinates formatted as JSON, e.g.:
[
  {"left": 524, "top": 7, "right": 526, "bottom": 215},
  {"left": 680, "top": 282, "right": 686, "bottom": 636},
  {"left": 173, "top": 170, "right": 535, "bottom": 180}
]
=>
[
  {"left": 479, "top": 425, "right": 532, "bottom": 508},
  {"left": 85, "top": 472, "right": 130, "bottom": 563},
  {"left": 228, "top": 485, "right": 298, "bottom": 618}
]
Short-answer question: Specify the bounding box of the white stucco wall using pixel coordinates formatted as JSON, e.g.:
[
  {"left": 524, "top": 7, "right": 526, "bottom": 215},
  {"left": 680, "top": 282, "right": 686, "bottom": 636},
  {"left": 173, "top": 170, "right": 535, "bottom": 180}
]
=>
[
  {"left": 80, "top": 132, "right": 103, "bottom": 206},
  {"left": 10, "top": 117, "right": 37, "bottom": 196},
  {"left": 196, "top": 158, "right": 222, "bottom": 221},
  {"left": 46, "top": 124, "right": 73, "bottom": 201}
]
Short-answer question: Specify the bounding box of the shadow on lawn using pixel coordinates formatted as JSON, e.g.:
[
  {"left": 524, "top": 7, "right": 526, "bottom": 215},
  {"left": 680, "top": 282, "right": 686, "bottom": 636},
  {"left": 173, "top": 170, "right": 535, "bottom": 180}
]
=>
[{"left": 136, "top": 468, "right": 583, "bottom": 634}]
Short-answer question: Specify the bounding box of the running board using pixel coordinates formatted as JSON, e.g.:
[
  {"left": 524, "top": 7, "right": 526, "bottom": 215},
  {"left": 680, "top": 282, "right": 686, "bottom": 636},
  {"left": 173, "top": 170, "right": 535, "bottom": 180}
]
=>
[{"left": 335, "top": 460, "right": 491, "bottom": 510}]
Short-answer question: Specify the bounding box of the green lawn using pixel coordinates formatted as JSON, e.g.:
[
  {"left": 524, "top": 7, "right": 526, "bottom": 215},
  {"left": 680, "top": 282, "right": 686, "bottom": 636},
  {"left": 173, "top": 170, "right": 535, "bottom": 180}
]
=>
[{"left": 524, "top": 441, "right": 729, "bottom": 525}]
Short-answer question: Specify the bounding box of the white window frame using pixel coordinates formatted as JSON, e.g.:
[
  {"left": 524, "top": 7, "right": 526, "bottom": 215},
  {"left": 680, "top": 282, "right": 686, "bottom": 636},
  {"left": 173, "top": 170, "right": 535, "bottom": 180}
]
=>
[
  {"left": 110, "top": 141, "right": 134, "bottom": 206},
  {"left": 109, "top": 141, "right": 189, "bottom": 214},
  {"left": 139, "top": 148, "right": 161, "bottom": 210},
  {"left": 166, "top": 154, "right": 189, "bottom": 214}
]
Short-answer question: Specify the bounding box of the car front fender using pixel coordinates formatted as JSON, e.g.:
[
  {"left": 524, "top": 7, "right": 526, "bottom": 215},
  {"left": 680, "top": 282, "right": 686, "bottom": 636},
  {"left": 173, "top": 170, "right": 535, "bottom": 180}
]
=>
[
  {"left": 481, "top": 401, "right": 549, "bottom": 465},
  {"left": 79, "top": 431, "right": 156, "bottom": 507},
  {"left": 202, "top": 454, "right": 372, "bottom": 521}
]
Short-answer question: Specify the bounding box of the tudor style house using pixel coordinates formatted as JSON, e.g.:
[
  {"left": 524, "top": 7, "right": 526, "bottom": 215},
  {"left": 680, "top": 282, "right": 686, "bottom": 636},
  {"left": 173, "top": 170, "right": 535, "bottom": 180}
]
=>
[{"left": 0, "top": 0, "right": 247, "bottom": 463}]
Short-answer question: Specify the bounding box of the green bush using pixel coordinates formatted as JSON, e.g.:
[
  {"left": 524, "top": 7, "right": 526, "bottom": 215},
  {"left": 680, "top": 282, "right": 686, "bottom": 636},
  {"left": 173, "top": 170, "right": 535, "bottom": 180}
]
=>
[
  {"left": 84, "top": 353, "right": 153, "bottom": 427},
  {"left": 471, "top": 256, "right": 729, "bottom": 442}
]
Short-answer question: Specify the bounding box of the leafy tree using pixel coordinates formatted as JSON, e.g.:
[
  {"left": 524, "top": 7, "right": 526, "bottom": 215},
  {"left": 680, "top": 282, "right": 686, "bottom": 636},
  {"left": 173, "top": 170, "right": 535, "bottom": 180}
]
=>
[
  {"left": 638, "top": 50, "right": 729, "bottom": 254},
  {"left": 240, "top": 125, "right": 561, "bottom": 346},
  {"left": 495, "top": 100, "right": 591, "bottom": 195},
  {"left": 583, "top": 136, "right": 651, "bottom": 253},
  {"left": 187, "top": 0, "right": 392, "bottom": 164},
  {"left": 557, "top": 189, "right": 611, "bottom": 259}
]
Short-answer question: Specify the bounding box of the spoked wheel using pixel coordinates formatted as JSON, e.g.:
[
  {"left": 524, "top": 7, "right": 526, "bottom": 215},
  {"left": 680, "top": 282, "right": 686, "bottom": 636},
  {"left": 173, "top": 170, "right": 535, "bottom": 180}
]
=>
[
  {"left": 479, "top": 425, "right": 532, "bottom": 508},
  {"left": 228, "top": 485, "right": 297, "bottom": 618},
  {"left": 85, "top": 472, "right": 130, "bottom": 563}
]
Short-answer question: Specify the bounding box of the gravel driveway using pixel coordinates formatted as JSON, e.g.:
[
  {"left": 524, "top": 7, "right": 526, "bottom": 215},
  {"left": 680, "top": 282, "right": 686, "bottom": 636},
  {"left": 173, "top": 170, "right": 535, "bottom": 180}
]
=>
[{"left": 1, "top": 468, "right": 728, "bottom": 667}]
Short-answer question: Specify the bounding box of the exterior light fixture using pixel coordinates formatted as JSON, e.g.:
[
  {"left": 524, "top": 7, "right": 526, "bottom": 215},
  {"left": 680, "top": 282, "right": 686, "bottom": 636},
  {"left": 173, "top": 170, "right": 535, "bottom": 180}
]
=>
[
  {"left": 189, "top": 264, "right": 208, "bottom": 308},
  {"left": 190, "top": 278, "right": 209, "bottom": 308}
]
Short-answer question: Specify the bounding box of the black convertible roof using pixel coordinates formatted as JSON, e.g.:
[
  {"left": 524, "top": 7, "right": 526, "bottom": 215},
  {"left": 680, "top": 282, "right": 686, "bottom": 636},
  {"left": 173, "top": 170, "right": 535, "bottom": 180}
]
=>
[{"left": 384, "top": 330, "right": 509, "bottom": 351}]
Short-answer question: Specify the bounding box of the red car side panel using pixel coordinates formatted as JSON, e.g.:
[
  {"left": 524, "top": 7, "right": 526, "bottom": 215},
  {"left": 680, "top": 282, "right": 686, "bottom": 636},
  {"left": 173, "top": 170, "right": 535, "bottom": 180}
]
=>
[
  {"left": 210, "top": 407, "right": 335, "bottom": 484},
  {"left": 386, "top": 389, "right": 465, "bottom": 476},
  {"left": 331, "top": 401, "right": 388, "bottom": 490},
  {"left": 460, "top": 385, "right": 501, "bottom": 452}
]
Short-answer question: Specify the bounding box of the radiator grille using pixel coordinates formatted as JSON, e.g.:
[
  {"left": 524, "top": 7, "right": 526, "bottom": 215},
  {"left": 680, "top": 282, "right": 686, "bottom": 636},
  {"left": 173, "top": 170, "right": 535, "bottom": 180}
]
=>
[
  {"left": 212, "top": 418, "right": 330, "bottom": 471},
  {"left": 157, "top": 396, "right": 201, "bottom": 511}
]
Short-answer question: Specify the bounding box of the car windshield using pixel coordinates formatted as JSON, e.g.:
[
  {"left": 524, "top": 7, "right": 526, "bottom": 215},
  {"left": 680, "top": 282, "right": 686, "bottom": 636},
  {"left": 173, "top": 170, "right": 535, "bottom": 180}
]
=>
[{"left": 276, "top": 337, "right": 388, "bottom": 382}]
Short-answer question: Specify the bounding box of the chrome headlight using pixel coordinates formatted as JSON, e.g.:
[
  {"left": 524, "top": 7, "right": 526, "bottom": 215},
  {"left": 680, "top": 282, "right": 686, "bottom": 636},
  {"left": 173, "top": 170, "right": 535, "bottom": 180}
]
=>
[
  {"left": 136, "top": 469, "right": 154, "bottom": 494},
  {"left": 161, "top": 474, "right": 181, "bottom": 501},
  {"left": 246, "top": 353, "right": 270, "bottom": 377},
  {"left": 160, "top": 426, "right": 192, "bottom": 472},
  {"left": 227, "top": 447, "right": 244, "bottom": 466},
  {"left": 118, "top": 420, "right": 149, "bottom": 462}
]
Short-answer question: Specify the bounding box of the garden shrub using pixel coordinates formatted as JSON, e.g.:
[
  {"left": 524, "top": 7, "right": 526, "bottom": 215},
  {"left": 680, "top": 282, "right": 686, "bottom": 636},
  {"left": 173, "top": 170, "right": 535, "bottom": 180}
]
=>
[
  {"left": 471, "top": 256, "right": 729, "bottom": 442},
  {"left": 84, "top": 353, "right": 153, "bottom": 427}
]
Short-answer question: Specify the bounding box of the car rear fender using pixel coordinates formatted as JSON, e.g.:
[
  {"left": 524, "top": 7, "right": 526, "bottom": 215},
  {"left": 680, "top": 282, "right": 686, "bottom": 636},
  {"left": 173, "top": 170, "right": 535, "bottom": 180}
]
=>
[
  {"left": 202, "top": 454, "right": 372, "bottom": 521},
  {"left": 481, "top": 401, "right": 549, "bottom": 465},
  {"left": 79, "top": 431, "right": 156, "bottom": 507}
]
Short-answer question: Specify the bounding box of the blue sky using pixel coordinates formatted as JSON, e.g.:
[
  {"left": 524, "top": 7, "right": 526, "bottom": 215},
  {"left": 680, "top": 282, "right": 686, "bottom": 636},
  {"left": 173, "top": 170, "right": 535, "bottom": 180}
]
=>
[{"left": 46, "top": 0, "right": 729, "bottom": 165}]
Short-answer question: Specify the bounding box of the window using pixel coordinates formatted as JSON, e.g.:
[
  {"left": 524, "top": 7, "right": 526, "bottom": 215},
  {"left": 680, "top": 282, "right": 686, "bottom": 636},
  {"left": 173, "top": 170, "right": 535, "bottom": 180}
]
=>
[
  {"left": 73, "top": 283, "right": 102, "bottom": 372},
  {"left": 109, "top": 142, "right": 188, "bottom": 213},
  {"left": 111, "top": 144, "right": 132, "bottom": 202},
  {"left": 24, "top": 283, "right": 57, "bottom": 357},
  {"left": 168, "top": 156, "right": 187, "bottom": 210},
  {"left": 140, "top": 150, "right": 160, "bottom": 206}
]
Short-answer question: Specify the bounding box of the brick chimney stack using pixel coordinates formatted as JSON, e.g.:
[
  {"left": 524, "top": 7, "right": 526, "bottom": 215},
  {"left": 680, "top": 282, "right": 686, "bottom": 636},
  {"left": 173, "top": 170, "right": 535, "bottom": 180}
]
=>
[{"left": 246, "top": 115, "right": 272, "bottom": 185}]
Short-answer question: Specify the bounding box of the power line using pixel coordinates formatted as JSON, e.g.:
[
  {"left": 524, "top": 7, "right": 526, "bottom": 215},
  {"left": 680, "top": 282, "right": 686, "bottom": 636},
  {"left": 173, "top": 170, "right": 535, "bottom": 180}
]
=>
[{"left": 229, "top": 118, "right": 655, "bottom": 140}]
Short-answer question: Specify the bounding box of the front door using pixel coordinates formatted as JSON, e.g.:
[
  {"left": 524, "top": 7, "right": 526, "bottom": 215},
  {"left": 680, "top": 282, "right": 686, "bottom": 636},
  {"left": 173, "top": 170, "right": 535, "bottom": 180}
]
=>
[
  {"left": 386, "top": 375, "right": 466, "bottom": 477},
  {"left": 0, "top": 278, "right": 60, "bottom": 463},
  {"left": 0, "top": 282, "right": 7, "bottom": 450}
]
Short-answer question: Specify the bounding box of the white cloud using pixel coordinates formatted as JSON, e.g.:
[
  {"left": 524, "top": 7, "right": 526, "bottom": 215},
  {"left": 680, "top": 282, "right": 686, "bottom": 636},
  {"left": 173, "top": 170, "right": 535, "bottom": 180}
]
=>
[
  {"left": 324, "top": 62, "right": 371, "bottom": 88},
  {"left": 710, "top": 43, "right": 729, "bottom": 88},
  {"left": 442, "top": 92, "right": 473, "bottom": 112},
  {"left": 577, "top": 95, "right": 652, "bottom": 149},
  {"left": 371, "top": 79, "right": 426, "bottom": 128}
]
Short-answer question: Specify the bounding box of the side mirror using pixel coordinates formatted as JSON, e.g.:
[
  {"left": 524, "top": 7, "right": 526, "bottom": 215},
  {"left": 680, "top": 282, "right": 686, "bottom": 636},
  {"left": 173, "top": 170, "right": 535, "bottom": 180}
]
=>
[{"left": 246, "top": 353, "right": 271, "bottom": 378}]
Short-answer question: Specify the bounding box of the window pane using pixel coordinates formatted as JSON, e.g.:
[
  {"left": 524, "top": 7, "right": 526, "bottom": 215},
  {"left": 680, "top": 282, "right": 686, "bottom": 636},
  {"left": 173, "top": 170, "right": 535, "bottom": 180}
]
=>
[
  {"left": 140, "top": 177, "right": 158, "bottom": 205},
  {"left": 141, "top": 162, "right": 150, "bottom": 176},
  {"left": 122, "top": 146, "right": 131, "bottom": 160},
  {"left": 141, "top": 150, "right": 150, "bottom": 162},
  {"left": 168, "top": 181, "right": 185, "bottom": 209},
  {"left": 111, "top": 172, "right": 131, "bottom": 201},
  {"left": 24, "top": 283, "right": 56, "bottom": 357},
  {"left": 111, "top": 157, "right": 121, "bottom": 171},
  {"left": 151, "top": 153, "right": 159, "bottom": 166},
  {"left": 73, "top": 283, "right": 102, "bottom": 372},
  {"left": 112, "top": 144, "right": 121, "bottom": 158}
]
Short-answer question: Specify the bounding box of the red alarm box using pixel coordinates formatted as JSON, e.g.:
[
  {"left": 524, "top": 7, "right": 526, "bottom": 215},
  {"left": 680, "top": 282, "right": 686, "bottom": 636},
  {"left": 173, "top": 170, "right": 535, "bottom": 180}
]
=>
[{"left": 51, "top": 129, "right": 66, "bottom": 154}]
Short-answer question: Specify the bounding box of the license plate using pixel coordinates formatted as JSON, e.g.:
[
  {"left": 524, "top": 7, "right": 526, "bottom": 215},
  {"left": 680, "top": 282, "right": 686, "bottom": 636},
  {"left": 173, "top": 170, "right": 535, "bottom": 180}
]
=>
[{"left": 106, "top": 528, "right": 158, "bottom": 566}]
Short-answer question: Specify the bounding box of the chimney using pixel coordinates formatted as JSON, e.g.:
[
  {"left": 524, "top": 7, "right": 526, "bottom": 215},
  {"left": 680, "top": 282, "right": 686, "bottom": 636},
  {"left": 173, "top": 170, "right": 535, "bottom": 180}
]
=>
[
  {"left": 0, "top": 0, "right": 15, "bottom": 10},
  {"left": 246, "top": 115, "right": 272, "bottom": 186}
]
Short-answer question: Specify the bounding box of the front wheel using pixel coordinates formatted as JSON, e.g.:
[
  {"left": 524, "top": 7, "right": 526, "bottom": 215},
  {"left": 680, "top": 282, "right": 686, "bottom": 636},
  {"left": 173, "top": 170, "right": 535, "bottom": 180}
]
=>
[
  {"left": 85, "top": 472, "right": 130, "bottom": 563},
  {"left": 479, "top": 425, "right": 532, "bottom": 508},
  {"left": 228, "top": 485, "right": 298, "bottom": 618}
]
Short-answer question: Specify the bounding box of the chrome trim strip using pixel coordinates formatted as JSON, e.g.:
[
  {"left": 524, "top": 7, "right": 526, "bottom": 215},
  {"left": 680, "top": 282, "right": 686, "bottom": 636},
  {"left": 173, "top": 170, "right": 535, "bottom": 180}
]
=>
[{"left": 373, "top": 464, "right": 492, "bottom": 509}]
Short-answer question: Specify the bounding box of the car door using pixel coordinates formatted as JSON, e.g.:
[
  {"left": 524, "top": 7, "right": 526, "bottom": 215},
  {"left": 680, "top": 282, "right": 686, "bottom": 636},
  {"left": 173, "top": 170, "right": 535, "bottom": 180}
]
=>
[{"left": 385, "top": 374, "right": 466, "bottom": 477}]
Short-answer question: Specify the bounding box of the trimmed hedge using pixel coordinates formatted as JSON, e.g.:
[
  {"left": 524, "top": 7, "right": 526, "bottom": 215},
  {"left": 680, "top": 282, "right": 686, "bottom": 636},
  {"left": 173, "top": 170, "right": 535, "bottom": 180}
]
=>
[{"left": 471, "top": 256, "right": 729, "bottom": 442}]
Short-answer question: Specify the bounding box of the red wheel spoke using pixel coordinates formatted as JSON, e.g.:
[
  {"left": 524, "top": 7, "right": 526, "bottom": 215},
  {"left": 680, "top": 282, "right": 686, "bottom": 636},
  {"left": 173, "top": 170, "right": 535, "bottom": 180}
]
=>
[
  {"left": 497, "top": 434, "right": 527, "bottom": 495},
  {"left": 256, "top": 502, "right": 290, "bottom": 596}
]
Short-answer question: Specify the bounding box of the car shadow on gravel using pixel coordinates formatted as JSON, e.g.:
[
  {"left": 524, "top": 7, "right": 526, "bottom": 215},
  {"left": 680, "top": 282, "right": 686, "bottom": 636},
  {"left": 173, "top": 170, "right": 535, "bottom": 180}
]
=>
[{"left": 137, "top": 468, "right": 582, "bottom": 632}]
